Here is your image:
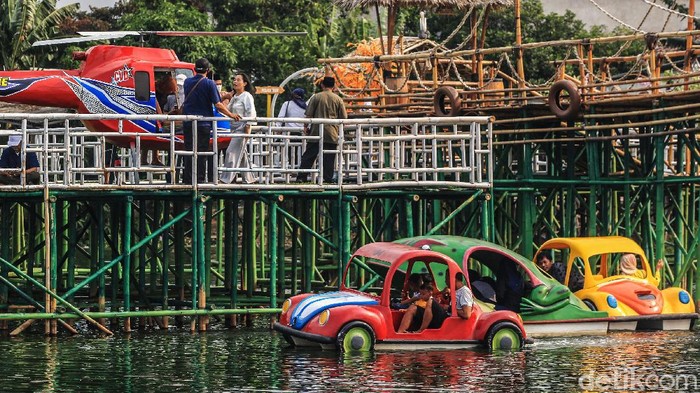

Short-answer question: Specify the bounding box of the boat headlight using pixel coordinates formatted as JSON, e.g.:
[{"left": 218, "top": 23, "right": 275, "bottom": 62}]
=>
[
  {"left": 318, "top": 309, "right": 330, "bottom": 326},
  {"left": 282, "top": 299, "right": 292, "bottom": 313},
  {"left": 606, "top": 294, "right": 618, "bottom": 309},
  {"left": 679, "top": 290, "right": 691, "bottom": 305}
]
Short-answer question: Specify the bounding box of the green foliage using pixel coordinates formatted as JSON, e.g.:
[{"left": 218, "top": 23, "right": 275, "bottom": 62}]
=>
[
  {"left": 209, "top": 0, "right": 373, "bottom": 88},
  {"left": 0, "top": 0, "right": 78, "bottom": 69},
  {"left": 117, "top": 0, "right": 237, "bottom": 81}
]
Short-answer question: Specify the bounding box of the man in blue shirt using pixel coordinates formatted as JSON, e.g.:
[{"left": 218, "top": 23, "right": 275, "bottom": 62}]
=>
[
  {"left": 0, "top": 135, "right": 40, "bottom": 185},
  {"left": 182, "top": 58, "right": 237, "bottom": 184}
]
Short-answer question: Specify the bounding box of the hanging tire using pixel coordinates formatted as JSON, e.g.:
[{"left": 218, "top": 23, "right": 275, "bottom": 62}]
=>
[
  {"left": 485, "top": 321, "right": 523, "bottom": 351},
  {"left": 548, "top": 80, "right": 581, "bottom": 121},
  {"left": 433, "top": 86, "right": 462, "bottom": 116},
  {"left": 337, "top": 321, "right": 375, "bottom": 352}
]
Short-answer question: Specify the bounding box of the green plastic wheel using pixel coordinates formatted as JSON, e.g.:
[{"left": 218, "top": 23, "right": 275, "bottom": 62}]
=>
[
  {"left": 337, "top": 322, "right": 375, "bottom": 352},
  {"left": 486, "top": 322, "right": 523, "bottom": 351}
]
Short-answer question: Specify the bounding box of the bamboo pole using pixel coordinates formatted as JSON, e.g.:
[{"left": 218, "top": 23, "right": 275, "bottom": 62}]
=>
[
  {"left": 0, "top": 308, "right": 283, "bottom": 320},
  {"left": 553, "top": 49, "right": 700, "bottom": 65},
  {"left": 123, "top": 196, "right": 132, "bottom": 332},
  {"left": 0, "top": 256, "right": 113, "bottom": 335},
  {"left": 318, "top": 30, "right": 700, "bottom": 64},
  {"left": 514, "top": 0, "right": 525, "bottom": 92}
]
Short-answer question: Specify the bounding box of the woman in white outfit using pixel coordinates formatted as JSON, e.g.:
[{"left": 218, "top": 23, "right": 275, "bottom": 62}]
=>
[{"left": 220, "top": 72, "right": 257, "bottom": 183}]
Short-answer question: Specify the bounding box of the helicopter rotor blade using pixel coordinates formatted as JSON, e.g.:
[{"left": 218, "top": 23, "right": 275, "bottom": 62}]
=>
[
  {"left": 32, "top": 30, "right": 306, "bottom": 47},
  {"left": 77, "top": 31, "right": 141, "bottom": 37},
  {"left": 152, "top": 31, "right": 307, "bottom": 37},
  {"left": 78, "top": 30, "right": 306, "bottom": 38},
  {"left": 32, "top": 33, "right": 139, "bottom": 47}
]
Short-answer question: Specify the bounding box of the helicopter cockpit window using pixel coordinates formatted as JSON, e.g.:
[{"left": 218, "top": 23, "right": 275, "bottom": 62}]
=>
[{"left": 134, "top": 71, "right": 150, "bottom": 102}]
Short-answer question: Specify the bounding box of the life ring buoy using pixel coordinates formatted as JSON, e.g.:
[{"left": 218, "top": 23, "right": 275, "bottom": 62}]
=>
[
  {"left": 548, "top": 80, "right": 581, "bottom": 121},
  {"left": 433, "top": 86, "right": 462, "bottom": 116}
]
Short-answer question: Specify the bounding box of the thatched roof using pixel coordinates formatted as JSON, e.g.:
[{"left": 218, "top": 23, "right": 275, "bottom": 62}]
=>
[{"left": 333, "top": 0, "right": 513, "bottom": 9}]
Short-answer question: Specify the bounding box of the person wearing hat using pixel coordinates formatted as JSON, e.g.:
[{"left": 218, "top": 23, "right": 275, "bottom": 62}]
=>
[
  {"left": 296, "top": 76, "right": 347, "bottom": 183},
  {"left": 620, "top": 253, "right": 663, "bottom": 281},
  {"left": 0, "top": 135, "right": 40, "bottom": 185},
  {"left": 181, "top": 57, "right": 238, "bottom": 184},
  {"left": 277, "top": 87, "right": 308, "bottom": 130}
]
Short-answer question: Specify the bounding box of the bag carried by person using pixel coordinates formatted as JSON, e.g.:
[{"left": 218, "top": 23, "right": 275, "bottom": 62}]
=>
[{"left": 172, "top": 76, "right": 205, "bottom": 115}]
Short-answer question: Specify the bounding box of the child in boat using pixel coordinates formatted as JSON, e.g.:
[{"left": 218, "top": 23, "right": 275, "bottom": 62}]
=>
[
  {"left": 393, "top": 273, "right": 423, "bottom": 309},
  {"left": 397, "top": 283, "right": 447, "bottom": 333}
]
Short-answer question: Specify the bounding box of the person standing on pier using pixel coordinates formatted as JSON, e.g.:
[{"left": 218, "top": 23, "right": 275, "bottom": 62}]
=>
[
  {"left": 0, "top": 135, "right": 40, "bottom": 185},
  {"left": 296, "top": 76, "right": 347, "bottom": 183},
  {"left": 220, "top": 72, "right": 257, "bottom": 184},
  {"left": 182, "top": 58, "right": 237, "bottom": 184},
  {"left": 277, "top": 87, "right": 308, "bottom": 130}
]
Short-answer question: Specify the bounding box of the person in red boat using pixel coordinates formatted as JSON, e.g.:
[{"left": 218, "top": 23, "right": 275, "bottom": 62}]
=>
[
  {"left": 454, "top": 272, "right": 474, "bottom": 320},
  {"left": 397, "top": 283, "right": 447, "bottom": 333}
]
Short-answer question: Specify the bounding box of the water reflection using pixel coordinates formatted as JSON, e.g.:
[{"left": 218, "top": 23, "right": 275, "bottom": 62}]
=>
[{"left": 0, "top": 328, "right": 697, "bottom": 392}]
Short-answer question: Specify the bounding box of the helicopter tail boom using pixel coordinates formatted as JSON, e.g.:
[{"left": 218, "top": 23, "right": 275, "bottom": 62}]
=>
[{"left": 0, "top": 70, "right": 82, "bottom": 109}]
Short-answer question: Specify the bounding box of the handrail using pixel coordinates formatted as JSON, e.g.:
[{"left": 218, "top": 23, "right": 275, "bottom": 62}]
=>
[{"left": 0, "top": 114, "right": 493, "bottom": 191}]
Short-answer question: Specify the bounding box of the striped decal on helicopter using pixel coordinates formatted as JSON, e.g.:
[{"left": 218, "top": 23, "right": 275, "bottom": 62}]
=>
[
  {"left": 0, "top": 77, "right": 45, "bottom": 97},
  {"left": 66, "top": 77, "right": 159, "bottom": 133}
]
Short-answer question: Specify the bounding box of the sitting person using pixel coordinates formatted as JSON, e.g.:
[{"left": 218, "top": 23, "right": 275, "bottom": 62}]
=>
[
  {"left": 393, "top": 273, "right": 423, "bottom": 309},
  {"left": 536, "top": 251, "right": 566, "bottom": 284},
  {"left": 454, "top": 272, "right": 474, "bottom": 319},
  {"left": 397, "top": 283, "right": 447, "bottom": 333},
  {"left": 0, "top": 135, "right": 40, "bottom": 185},
  {"left": 621, "top": 253, "right": 663, "bottom": 281},
  {"left": 495, "top": 261, "right": 525, "bottom": 312},
  {"left": 422, "top": 273, "right": 450, "bottom": 307}
]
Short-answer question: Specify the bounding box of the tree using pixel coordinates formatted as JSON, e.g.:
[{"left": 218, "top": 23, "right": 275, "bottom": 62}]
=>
[
  {"left": 208, "top": 0, "right": 374, "bottom": 88},
  {"left": 117, "top": 0, "right": 237, "bottom": 81},
  {"left": 399, "top": 0, "right": 650, "bottom": 84},
  {"left": 0, "top": 0, "right": 78, "bottom": 70}
]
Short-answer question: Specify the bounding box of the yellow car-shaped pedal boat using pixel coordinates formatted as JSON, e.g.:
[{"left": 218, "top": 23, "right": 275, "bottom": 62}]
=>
[{"left": 535, "top": 236, "right": 698, "bottom": 331}]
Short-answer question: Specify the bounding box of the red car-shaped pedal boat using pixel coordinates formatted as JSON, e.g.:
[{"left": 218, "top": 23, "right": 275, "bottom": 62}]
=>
[{"left": 273, "top": 242, "right": 529, "bottom": 352}]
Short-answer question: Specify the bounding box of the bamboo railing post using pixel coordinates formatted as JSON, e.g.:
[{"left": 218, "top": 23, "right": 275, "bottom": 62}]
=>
[
  {"left": 586, "top": 40, "right": 594, "bottom": 100},
  {"left": 684, "top": 0, "right": 695, "bottom": 90},
  {"left": 646, "top": 34, "right": 659, "bottom": 93},
  {"left": 432, "top": 56, "right": 438, "bottom": 89},
  {"left": 577, "top": 43, "right": 586, "bottom": 90},
  {"left": 514, "top": 0, "right": 526, "bottom": 97},
  {"left": 478, "top": 52, "right": 485, "bottom": 102},
  {"left": 601, "top": 61, "right": 609, "bottom": 92},
  {"left": 471, "top": 11, "right": 478, "bottom": 74}
]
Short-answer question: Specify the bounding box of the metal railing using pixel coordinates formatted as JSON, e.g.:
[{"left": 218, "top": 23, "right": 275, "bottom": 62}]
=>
[{"left": 0, "top": 114, "right": 493, "bottom": 191}]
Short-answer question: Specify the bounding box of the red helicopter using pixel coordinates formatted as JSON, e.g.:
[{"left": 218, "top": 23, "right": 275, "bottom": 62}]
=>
[{"left": 0, "top": 31, "right": 305, "bottom": 149}]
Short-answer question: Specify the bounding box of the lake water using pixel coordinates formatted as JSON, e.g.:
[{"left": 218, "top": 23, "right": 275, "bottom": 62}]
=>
[{"left": 0, "top": 323, "right": 698, "bottom": 392}]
